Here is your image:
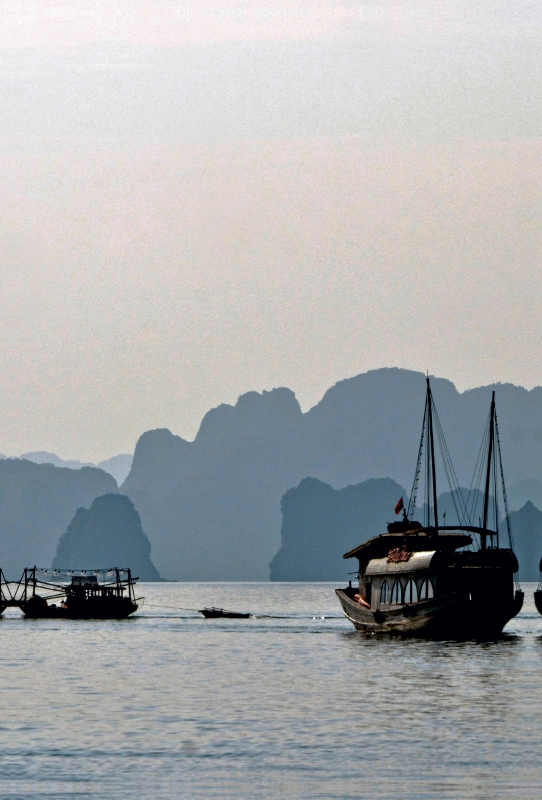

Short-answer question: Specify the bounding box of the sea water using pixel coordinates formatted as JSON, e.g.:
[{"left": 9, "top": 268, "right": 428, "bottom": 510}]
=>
[{"left": 0, "top": 582, "right": 540, "bottom": 799}]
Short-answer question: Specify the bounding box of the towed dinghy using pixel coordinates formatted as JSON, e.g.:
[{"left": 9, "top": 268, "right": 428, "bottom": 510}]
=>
[{"left": 199, "top": 607, "right": 251, "bottom": 618}]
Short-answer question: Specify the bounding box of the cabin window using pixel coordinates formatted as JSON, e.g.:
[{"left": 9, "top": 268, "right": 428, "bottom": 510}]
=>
[
  {"left": 404, "top": 578, "right": 418, "bottom": 604},
  {"left": 391, "top": 580, "right": 403, "bottom": 605},
  {"left": 419, "top": 579, "right": 435, "bottom": 600},
  {"left": 380, "top": 580, "right": 390, "bottom": 605}
]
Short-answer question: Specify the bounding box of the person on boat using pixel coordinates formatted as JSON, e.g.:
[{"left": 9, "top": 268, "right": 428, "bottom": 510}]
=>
[{"left": 353, "top": 594, "right": 370, "bottom": 608}]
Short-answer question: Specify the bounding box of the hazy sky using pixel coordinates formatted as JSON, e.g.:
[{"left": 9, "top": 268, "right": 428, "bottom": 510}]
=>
[{"left": 1, "top": 0, "right": 540, "bottom": 460}]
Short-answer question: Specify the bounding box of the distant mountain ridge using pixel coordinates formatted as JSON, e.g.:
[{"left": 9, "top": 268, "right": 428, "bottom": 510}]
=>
[
  {"left": 0, "top": 460, "right": 118, "bottom": 575},
  {"left": 121, "top": 368, "right": 542, "bottom": 581},
  {"left": 4, "top": 452, "right": 134, "bottom": 486}
]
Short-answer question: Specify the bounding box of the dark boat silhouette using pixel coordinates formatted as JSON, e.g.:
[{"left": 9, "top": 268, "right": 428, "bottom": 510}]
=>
[
  {"left": 336, "top": 380, "right": 523, "bottom": 638},
  {"left": 199, "top": 607, "right": 251, "bottom": 618},
  {"left": 6, "top": 568, "right": 140, "bottom": 619},
  {"left": 534, "top": 561, "right": 542, "bottom": 615}
]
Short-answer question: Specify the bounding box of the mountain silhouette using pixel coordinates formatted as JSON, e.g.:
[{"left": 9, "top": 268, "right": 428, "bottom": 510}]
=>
[
  {"left": 0, "top": 460, "right": 117, "bottom": 576},
  {"left": 509, "top": 502, "right": 542, "bottom": 582},
  {"left": 53, "top": 494, "right": 160, "bottom": 581},
  {"left": 96, "top": 455, "right": 133, "bottom": 485},
  {"left": 19, "top": 451, "right": 95, "bottom": 470},
  {"left": 15, "top": 451, "right": 133, "bottom": 485},
  {"left": 122, "top": 368, "right": 542, "bottom": 581},
  {"left": 269, "top": 481, "right": 533, "bottom": 581},
  {"left": 269, "top": 477, "right": 405, "bottom": 581}
]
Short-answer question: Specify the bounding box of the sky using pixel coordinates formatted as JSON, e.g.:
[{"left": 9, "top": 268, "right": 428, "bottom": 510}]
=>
[{"left": 0, "top": 0, "right": 540, "bottom": 461}]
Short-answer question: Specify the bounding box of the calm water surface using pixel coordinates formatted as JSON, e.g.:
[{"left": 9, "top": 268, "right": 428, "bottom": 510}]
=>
[{"left": 0, "top": 582, "right": 541, "bottom": 799}]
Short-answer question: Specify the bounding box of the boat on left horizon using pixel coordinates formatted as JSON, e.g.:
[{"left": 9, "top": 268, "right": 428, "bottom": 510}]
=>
[{"left": 0, "top": 567, "right": 139, "bottom": 619}]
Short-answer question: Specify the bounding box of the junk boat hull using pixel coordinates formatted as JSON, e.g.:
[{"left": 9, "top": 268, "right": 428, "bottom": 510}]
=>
[{"left": 337, "top": 585, "right": 524, "bottom": 638}]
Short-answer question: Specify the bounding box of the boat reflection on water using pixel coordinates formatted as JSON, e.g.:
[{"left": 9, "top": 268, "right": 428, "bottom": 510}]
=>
[{"left": 337, "top": 379, "right": 524, "bottom": 638}]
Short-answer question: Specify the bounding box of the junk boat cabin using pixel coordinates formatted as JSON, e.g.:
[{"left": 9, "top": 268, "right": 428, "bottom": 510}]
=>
[
  {"left": 15, "top": 568, "right": 139, "bottom": 619},
  {"left": 336, "top": 380, "right": 523, "bottom": 638}
]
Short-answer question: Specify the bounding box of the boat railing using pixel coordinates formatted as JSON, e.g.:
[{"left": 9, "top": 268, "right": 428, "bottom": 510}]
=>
[{"left": 0, "top": 567, "right": 139, "bottom": 609}]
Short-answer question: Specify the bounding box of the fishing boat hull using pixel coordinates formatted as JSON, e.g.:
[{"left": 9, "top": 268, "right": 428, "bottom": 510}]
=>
[
  {"left": 336, "top": 588, "right": 524, "bottom": 638},
  {"left": 21, "top": 594, "right": 138, "bottom": 619},
  {"left": 13, "top": 568, "right": 140, "bottom": 619}
]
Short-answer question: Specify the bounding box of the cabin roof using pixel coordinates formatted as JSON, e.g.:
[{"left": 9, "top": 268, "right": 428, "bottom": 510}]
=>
[
  {"left": 343, "top": 529, "right": 473, "bottom": 560},
  {"left": 365, "top": 550, "right": 437, "bottom": 575}
]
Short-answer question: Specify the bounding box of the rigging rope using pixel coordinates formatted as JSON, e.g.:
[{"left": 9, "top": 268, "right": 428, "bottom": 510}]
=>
[
  {"left": 465, "top": 410, "right": 491, "bottom": 548},
  {"left": 431, "top": 401, "right": 471, "bottom": 527}
]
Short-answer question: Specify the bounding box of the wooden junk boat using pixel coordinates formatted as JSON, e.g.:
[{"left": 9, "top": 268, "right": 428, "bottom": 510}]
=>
[
  {"left": 336, "top": 380, "right": 524, "bottom": 638},
  {"left": 4, "top": 568, "right": 139, "bottom": 619}
]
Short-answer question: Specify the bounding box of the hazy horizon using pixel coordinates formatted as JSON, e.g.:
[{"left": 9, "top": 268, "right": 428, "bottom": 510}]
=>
[{"left": 1, "top": 0, "right": 539, "bottom": 461}]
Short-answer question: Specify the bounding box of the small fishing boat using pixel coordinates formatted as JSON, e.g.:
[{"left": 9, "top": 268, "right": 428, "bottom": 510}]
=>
[
  {"left": 199, "top": 607, "right": 251, "bottom": 619},
  {"left": 12, "top": 568, "right": 139, "bottom": 619},
  {"left": 336, "top": 380, "right": 523, "bottom": 638}
]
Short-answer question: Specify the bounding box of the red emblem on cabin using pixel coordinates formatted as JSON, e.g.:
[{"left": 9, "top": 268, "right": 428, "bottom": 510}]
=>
[
  {"left": 394, "top": 497, "right": 404, "bottom": 515},
  {"left": 387, "top": 547, "right": 413, "bottom": 563}
]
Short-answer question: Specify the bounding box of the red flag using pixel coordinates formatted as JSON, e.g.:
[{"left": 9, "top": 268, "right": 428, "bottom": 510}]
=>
[{"left": 394, "top": 497, "right": 404, "bottom": 515}]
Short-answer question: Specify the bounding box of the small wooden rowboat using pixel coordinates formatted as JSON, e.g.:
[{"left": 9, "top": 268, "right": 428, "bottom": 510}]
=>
[{"left": 199, "top": 607, "right": 251, "bottom": 619}]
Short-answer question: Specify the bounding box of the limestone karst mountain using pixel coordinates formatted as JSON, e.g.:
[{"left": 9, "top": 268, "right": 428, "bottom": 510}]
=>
[
  {"left": 507, "top": 481, "right": 542, "bottom": 514},
  {"left": 509, "top": 502, "right": 542, "bottom": 582},
  {"left": 53, "top": 494, "right": 160, "bottom": 581},
  {"left": 123, "top": 388, "right": 306, "bottom": 581},
  {"left": 269, "top": 477, "right": 406, "bottom": 581},
  {"left": 0, "top": 459, "right": 118, "bottom": 576},
  {"left": 270, "top": 481, "right": 539, "bottom": 582},
  {"left": 121, "top": 368, "right": 542, "bottom": 581}
]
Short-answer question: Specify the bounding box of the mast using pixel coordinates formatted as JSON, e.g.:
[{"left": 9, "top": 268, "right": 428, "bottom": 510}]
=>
[
  {"left": 426, "top": 377, "right": 439, "bottom": 533},
  {"left": 406, "top": 401, "right": 425, "bottom": 520},
  {"left": 481, "top": 391, "right": 495, "bottom": 547}
]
